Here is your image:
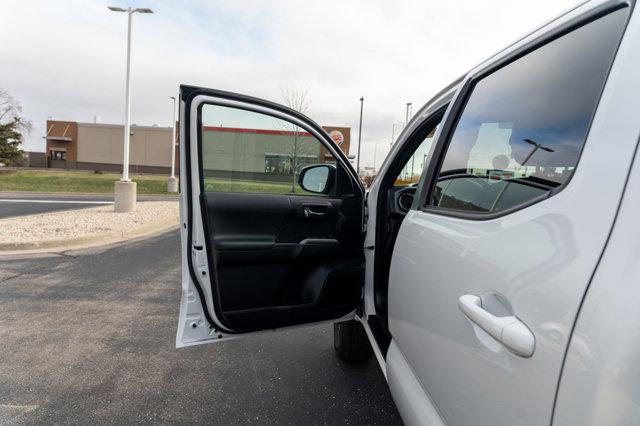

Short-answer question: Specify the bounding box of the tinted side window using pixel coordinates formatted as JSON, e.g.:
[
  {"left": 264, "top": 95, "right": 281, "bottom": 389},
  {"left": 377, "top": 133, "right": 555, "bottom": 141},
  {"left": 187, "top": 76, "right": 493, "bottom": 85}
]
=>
[
  {"left": 430, "top": 9, "right": 627, "bottom": 214},
  {"left": 200, "top": 104, "right": 337, "bottom": 195}
]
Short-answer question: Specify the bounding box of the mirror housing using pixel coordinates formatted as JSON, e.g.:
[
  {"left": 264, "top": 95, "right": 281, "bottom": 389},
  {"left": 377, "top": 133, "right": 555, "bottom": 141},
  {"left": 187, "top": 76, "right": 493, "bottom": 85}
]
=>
[{"left": 298, "top": 164, "right": 336, "bottom": 195}]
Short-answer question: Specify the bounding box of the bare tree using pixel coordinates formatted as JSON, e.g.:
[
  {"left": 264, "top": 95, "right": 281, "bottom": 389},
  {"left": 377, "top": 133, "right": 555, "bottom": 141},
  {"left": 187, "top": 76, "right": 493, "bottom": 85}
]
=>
[
  {"left": 281, "top": 86, "right": 311, "bottom": 116},
  {"left": 0, "top": 88, "right": 32, "bottom": 166},
  {"left": 280, "top": 86, "right": 311, "bottom": 191}
]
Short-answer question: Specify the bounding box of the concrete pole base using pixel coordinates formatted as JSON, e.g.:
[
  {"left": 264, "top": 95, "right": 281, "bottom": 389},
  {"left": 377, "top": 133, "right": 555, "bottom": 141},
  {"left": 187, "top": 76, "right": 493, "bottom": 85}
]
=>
[
  {"left": 167, "top": 176, "right": 178, "bottom": 193},
  {"left": 114, "top": 180, "right": 137, "bottom": 212}
]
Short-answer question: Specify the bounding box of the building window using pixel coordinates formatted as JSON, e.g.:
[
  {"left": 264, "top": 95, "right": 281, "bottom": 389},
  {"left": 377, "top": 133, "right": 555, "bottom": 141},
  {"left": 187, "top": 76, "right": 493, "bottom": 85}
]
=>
[
  {"left": 264, "top": 154, "right": 320, "bottom": 174},
  {"left": 265, "top": 154, "right": 292, "bottom": 174},
  {"left": 50, "top": 150, "right": 66, "bottom": 160}
]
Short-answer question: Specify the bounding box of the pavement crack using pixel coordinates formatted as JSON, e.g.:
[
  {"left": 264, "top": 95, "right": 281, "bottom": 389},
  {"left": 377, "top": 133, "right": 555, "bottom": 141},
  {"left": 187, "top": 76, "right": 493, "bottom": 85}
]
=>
[
  {"left": 0, "top": 273, "right": 22, "bottom": 284},
  {"left": 56, "top": 252, "right": 78, "bottom": 259}
]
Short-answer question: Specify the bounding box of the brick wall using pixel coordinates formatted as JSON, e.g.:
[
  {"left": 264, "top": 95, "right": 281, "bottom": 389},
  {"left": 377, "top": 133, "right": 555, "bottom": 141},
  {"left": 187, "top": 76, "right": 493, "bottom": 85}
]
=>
[{"left": 45, "top": 120, "right": 78, "bottom": 162}]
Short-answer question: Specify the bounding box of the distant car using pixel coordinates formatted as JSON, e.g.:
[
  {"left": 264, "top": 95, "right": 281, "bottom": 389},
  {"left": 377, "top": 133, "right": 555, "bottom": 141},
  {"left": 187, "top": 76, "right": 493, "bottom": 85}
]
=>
[{"left": 176, "top": 0, "right": 640, "bottom": 424}]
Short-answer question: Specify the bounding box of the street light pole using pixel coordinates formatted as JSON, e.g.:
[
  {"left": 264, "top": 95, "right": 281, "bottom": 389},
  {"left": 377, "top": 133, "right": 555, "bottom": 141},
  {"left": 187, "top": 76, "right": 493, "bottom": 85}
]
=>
[
  {"left": 167, "top": 95, "right": 178, "bottom": 193},
  {"left": 391, "top": 121, "right": 404, "bottom": 145},
  {"left": 373, "top": 141, "right": 391, "bottom": 171},
  {"left": 487, "top": 139, "right": 555, "bottom": 211},
  {"left": 109, "top": 5, "right": 153, "bottom": 212},
  {"left": 122, "top": 9, "right": 133, "bottom": 183},
  {"left": 407, "top": 102, "right": 415, "bottom": 178},
  {"left": 356, "top": 97, "right": 364, "bottom": 175},
  {"left": 522, "top": 138, "right": 555, "bottom": 166}
]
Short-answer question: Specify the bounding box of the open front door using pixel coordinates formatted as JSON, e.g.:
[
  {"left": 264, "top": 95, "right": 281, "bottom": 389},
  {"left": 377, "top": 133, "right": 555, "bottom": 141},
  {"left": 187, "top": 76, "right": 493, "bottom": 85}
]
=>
[{"left": 176, "top": 86, "right": 365, "bottom": 347}]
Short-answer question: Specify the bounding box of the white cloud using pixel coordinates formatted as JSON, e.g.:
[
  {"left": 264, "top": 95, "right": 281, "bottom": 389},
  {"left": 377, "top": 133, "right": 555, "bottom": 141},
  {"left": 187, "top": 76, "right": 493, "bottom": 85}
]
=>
[{"left": 1, "top": 0, "right": 578, "bottom": 168}]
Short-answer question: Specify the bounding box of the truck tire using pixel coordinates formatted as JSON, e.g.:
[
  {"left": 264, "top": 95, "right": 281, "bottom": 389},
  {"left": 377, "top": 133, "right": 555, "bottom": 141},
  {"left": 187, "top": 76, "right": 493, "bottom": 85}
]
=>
[{"left": 333, "top": 320, "right": 373, "bottom": 363}]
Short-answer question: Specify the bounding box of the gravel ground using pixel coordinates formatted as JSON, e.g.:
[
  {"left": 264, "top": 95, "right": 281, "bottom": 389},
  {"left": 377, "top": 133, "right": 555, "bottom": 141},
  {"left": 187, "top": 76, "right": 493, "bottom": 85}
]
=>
[{"left": 0, "top": 201, "right": 178, "bottom": 243}]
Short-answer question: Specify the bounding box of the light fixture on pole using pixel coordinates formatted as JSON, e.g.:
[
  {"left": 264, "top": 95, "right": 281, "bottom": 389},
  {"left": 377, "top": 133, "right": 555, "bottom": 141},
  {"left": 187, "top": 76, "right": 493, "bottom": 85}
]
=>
[
  {"left": 167, "top": 95, "right": 178, "bottom": 193},
  {"left": 356, "top": 97, "right": 364, "bottom": 175},
  {"left": 109, "top": 5, "right": 154, "bottom": 212},
  {"left": 522, "top": 138, "right": 555, "bottom": 161},
  {"left": 391, "top": 121, "right": 404, "bottom": 145},
  {"left": 405, "top": 102, "right": 413, "bottom": 124},
  {"left": 522, "top": 138, "right": 554, "bottom": 173}
]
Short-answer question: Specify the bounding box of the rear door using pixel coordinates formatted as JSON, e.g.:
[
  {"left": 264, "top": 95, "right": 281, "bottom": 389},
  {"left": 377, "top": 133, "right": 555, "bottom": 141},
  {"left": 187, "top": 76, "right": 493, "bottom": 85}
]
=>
[
  {"left": 177, "top": 87, "right": 365, "bottom": 346},
  {"left": 386, "top": 3, "right": 634, "bottom": 425}
]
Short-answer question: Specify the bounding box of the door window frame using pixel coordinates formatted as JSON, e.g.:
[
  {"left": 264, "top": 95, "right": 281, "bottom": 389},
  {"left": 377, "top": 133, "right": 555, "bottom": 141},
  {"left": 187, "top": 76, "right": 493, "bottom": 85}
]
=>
[
  {"left": 415, "top": 0, "right": 631, "bottom": 221},
  {"left": 195, "top": 99, "right": 361, "bottom": 199}
]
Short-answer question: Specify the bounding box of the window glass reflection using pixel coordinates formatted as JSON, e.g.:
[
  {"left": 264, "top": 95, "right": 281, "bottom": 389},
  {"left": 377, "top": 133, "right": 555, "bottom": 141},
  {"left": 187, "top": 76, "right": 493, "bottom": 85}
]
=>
[{"left": 432, "top": 9, "right": 626, "bottom": 214}]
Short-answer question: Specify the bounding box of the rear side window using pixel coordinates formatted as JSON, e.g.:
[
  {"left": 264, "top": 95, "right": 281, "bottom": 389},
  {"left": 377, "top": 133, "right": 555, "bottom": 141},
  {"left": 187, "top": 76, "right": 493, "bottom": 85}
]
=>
[{"left": 430, "top": 9, "right": 627, "bottom": 215}]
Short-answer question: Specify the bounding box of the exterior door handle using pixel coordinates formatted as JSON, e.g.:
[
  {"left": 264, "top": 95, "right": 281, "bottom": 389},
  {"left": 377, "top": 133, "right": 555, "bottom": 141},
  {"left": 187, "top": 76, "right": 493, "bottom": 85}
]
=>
[{"left": 458, "top": 294, "right": 535, "bottom": 357}]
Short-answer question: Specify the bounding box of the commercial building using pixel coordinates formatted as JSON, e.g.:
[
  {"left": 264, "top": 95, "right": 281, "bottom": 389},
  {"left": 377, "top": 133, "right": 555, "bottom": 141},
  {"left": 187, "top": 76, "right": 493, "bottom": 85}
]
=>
[
  {"left": 45, "top": 120, "right": 178, "bottom": 174},
  {"left": 201, "top": 126, "right": 351, "bottom": 182},
  {"left": 44, "top": 120, "right": 351, "bottom": 180}
]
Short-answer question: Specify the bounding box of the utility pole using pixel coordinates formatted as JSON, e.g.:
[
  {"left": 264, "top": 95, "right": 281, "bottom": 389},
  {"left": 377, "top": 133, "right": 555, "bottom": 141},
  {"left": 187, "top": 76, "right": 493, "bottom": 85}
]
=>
[
  {"left": 167, "top": 95, "right": 178, "bottom": 193},
  {"left": 108, "top": 5, "right": 154, "bottom": 212},
  {"left": 356, "top": 97, "right": 364, "bottom": 175},
  {"left": 405, "top": 102, "right": 413, "bottom": 124}
]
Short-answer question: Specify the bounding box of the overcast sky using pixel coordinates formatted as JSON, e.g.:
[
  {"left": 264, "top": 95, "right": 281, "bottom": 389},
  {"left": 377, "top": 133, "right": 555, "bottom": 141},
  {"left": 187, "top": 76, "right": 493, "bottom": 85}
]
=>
[{"left": 2, "top": 0, "right": 578, "bottom": 168}]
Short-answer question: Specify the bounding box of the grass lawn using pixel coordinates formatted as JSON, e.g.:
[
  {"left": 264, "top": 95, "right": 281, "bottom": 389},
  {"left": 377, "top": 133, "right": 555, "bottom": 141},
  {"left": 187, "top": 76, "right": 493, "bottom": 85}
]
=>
[
  {"left": 0, "top": 169, "right": 311, "bottom": 195},
  {"left": 203, "top": 178, "right": 306, "bottom": 194},
  {"left": 0, "top": 169, "right": 170, "bottom": 194}
]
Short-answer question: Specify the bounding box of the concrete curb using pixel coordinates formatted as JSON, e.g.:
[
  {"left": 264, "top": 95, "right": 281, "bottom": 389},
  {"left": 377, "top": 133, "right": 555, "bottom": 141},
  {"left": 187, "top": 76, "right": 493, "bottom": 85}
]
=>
[{"left": 0, "top": 216, "right": 179, "bottom": 255}]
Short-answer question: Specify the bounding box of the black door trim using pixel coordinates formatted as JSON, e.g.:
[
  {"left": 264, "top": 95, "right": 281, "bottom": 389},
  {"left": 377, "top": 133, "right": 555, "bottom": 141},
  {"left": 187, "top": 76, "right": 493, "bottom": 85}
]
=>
[{"left": 181, "top": 86, "right": 364, "bottom": 334}]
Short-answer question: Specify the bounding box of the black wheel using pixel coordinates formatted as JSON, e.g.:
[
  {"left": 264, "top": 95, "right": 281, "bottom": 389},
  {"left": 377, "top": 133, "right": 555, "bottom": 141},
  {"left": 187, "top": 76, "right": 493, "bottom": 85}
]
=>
[{"left": 333, "top": 320, "right": 373, "bottom": 363}]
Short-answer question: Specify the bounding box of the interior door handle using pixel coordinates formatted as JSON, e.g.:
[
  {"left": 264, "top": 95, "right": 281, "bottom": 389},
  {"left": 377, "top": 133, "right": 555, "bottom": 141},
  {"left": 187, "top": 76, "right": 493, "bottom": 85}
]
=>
[
  {"left": 303, "top": 206, "right": 325, "bottom": 219},
  {"left": 458, "top": 294, "right": 535, "bottom": 357}
]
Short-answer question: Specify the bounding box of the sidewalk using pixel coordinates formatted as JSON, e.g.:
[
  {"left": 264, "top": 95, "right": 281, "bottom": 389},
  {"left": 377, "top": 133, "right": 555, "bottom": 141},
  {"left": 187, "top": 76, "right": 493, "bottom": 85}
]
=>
[{"left": 0, "top": 201, "right": 179, "bottom": 254}]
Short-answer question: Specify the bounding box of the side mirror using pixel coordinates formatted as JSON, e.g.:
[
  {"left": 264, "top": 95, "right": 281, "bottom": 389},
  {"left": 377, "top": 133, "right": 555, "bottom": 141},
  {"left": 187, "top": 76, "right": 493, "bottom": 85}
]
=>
[{"left": 298, "top": 164, "right": 336, "bottom": 195}]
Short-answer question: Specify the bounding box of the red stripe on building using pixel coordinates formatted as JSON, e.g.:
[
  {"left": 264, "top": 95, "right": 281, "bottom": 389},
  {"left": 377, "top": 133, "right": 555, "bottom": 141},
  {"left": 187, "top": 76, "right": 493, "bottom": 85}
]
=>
[{"left": 202, "top": 126, "right": 312, "bottom": 137}]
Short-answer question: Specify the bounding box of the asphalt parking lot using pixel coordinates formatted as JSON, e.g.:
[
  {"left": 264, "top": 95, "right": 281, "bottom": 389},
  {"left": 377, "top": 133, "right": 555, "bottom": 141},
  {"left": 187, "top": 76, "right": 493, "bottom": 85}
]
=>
[{"left": 0, "top": 230, "right": 401, "bottom": 424}]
